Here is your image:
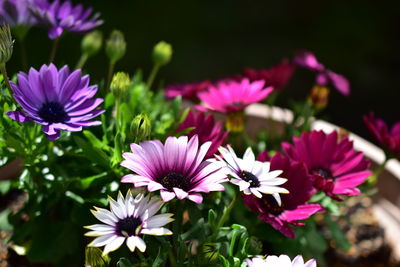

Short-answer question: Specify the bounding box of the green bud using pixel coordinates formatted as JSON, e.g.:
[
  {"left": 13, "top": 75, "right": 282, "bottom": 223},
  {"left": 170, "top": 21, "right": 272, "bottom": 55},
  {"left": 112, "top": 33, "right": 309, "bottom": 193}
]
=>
[
  {"left": 152, "top": 41, "right": 172, "bottom": 66},
  {"left": 85, "top": 247, "right": 110, "bottom": 267},
  {"left": 0, "top": 24, "right": 14, "bottom": 65},
  {"left": 130, "top": 114, "right": 151, "bottom": 139},
  {"left": 246, "top": 236, "right": 263, "bottom": 255},
  {"left": 81, "top": 30, "right": 103, "bottom": 57},
  {"left": 110, "top": 72, "right": 130, "bottom": 99},
  {"left": 106, "top": 30, "right": 126, "bottom": 64}
]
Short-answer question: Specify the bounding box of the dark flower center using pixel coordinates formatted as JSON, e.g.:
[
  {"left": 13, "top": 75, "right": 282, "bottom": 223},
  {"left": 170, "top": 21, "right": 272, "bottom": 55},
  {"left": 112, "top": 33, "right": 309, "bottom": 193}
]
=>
[
  {"left": 261, "top": 195, "right": 284, "bottom": 216},
  {"left": 240, "top": 171, "right": 260, "bottom": 188},
  {"left": 116, "top": 216, "right": 142, "bottom": 237},
  {"left": 312, "top": 168, "right": 332, "bottom": 179},
  {"left": 160, "top": 172, "right": 190, "bottom": 191},
  {"left": 38, "top": 101, "right": 69, "bottom": 123}
]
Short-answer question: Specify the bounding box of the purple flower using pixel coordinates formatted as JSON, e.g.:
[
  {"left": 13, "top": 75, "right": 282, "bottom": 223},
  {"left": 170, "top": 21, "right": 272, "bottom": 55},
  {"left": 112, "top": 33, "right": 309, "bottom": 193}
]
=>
[
  {"left": 294, "top": 50, "right": 350, "bottom": 96},
  {"left": 197, "top": 78, "right": 273, "bottom": 113},
  {"left": 282, "top": 131, "right": 371, "bottom": 199},
  {"left": 7, "top": 64, "right": 104, "bottom": 140},
  {"left": 0, "top": 0, "right": 36, "bottom": 27},
  {"left": 120, "top": 135, "right": 228, "bottom": 204},
  {"left": 363, "top": 112, "right": 400, "bottom": 159},
  {"left": 243, "top": 153, "right": 323, "bottom": 238},
  {"left": 164, "top": 80, "right": 211, "bottom": 100},
  {"left": 177, "top": 110, "right": 228, "bottom": 158},
  {"left": 243, "top": 60, "right": 296, "bottom": 90},
  {"left": 30, "top": 0, "right": 103, "bottom": 39}
]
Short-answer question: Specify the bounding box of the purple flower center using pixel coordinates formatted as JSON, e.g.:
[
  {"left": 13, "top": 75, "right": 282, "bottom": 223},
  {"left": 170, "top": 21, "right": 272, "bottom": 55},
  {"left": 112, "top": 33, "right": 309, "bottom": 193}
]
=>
[
  {"left": 160, "top": 172, "right": 190, "bottom": 191},
  {"left": 261, "top": 195, "right": 284, "bottom": 216},
  {"left": 240, "top": 171, "right": 260, "bottom": 188},
  {"left": 312, "top": 168, "right": 332, "bottom": 179},
  {"left": 38, "top": 101, "right": 69, "bottom": 123},
  {"left": 116, "top": 216, "right": 142, "bottom": 237}
]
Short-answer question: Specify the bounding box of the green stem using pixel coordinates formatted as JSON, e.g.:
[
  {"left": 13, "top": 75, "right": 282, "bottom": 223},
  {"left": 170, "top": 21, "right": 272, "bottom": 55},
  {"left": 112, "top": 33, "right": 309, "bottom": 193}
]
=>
[
  {"left": 146, "top": 63, "right": 160, "bottom": 90},
  {"left": 211, "top": 193, "right": 240, "bottom": 241},
  {"left": 168, "top": 246, "right": 178, "bottom": 267},
  {"left": 367, "top": 157, "right": 390, "bottom": 186},
  {"left": 106, "top": 62, "right": 115, "bottom": 93},
  {"left": 75, "top": 53, "right": 89, "bottom": 70},
  {"left": 172, "top": 200, "right": 184, "bottom": 265},
  {"left": 49, "top": 37, "right": 60, "bottom": 63},
  {"left": 0, "top": 64, "right": 12, "bottom": 96}
]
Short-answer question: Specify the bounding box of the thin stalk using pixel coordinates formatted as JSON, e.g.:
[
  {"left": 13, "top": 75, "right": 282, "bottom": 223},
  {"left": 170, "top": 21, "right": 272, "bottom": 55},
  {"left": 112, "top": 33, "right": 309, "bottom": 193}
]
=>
[
  {"left": 106, "top": 62, "right": 115, "bottom": 93},
  {"left": 211, "top": 193, "right": 240, "bottom": 241},
  {"left": 367, "top": 157, "right": 390, "bottom": 186},
  {"left": 75, "top": 53, "right": 89, "bottom": 70},
  {"left": 146, "top": 63, "right": 160, "bottom": 90},
  {"left": 0, "top": 64, "right": 12, "bottom": 96},
  {"left": 49, "top": 37, "right": 60, "bottom": 63}
]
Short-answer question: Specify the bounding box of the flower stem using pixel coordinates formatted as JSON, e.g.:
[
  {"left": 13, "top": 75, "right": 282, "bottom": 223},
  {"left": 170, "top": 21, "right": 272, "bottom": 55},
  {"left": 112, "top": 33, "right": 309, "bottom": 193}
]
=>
[
  {"left": 367, "top": 157, "right": 390, "bottom": 186},
  {"left": 0, "top": 63, "right": 12, "bottom": 96},
  {"left": 211, "top": 192, "right": 240, "bottom": 241},
  {"left": 75, "top": 53, "right": 89, "bottom": 70},
  {"left": 49, "top": 37, "right": 60, "bottom": 63},
  {"left": 146, "top": 63, "right": 160, "bottom": 90}
]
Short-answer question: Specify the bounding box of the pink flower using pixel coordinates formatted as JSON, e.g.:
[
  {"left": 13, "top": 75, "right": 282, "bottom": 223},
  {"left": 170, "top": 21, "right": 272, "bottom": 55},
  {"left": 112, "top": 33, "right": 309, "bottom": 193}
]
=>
[
  {"left": 177, "top": 110, "right": 228, "bottom": 158},
  {"left": 164, "top": 80, "right": 211, "bottom": 100},
  {"left": 294, "top": 50, "right": 350, "bottom": 96},
  {"left": 243, "top": 60, "right": 296, "bottom": 90},
  {"left": 197, "top": 78, "right": 273, "bottom": 113},
  {"left": 282, "top": 131, "right": 371, "bottom": 199},
  {"left": 120, "top": 135, "right": 228, "bottom": 204},
  {"left": 363, "top": 112, "right": 400, "bottom": 159},
  {"left": 243, "top": 153, "right": 323, "bottom": 238}
]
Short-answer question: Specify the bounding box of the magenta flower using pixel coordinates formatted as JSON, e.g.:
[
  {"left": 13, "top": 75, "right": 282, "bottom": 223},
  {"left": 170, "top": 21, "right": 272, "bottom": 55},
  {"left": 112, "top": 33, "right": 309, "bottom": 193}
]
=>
[
  {"left": 0, "top": 0, "right": 36, "bottom": 27},
  {"left": 177, "top": 110, "right": 228, "bottom": 158},
  {"left": 243, "top": 60, "right": 296, "bottom": 90},
  {"left": 7, "top": 64, "right": 104, "bottom": 140},
  {"left": 282, "top": 131, "right": 371, "bottom": 199},
  {"left": 164, "top": 80, "right": 211, "bottom": 100},
  {"left": 363, "top": 112, "right": 400, "bottom": 159},
  {"left": 197, "top": 78, "right": 273, "bottom": 113},
  {"left": 243, "top": 153, "right": 323, "bottom": 238},
  {"left": 30, "top": 0, "right": 103, "bottom": 39},
  {"left": 120, "top": 135, "right": 228, "bottom": 204},
  {"left": 294, "top": 50, "right": 350, "bottom": 96}
]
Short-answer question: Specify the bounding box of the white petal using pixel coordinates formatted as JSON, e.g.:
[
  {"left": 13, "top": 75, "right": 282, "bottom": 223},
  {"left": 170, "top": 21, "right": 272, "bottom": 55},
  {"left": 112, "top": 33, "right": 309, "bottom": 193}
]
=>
[
  {"left": 131, "top": 236, "right": 146, "bottom": 252},
  {"left": 141, "top": 227, "right": 173, "bottom": 236},
  {"left": 126, "top": 236, "right": 136, "bottom": 252},
  {"left": 109, "top": 197, "right": 126, "bottom": 219},
  {"left": 102, "top": 236, "right": 125, "bottom": 255},
  {"left": 250, "top": 188, "right": 263, "bottom": 198},
  {"left": 89, "top": 234, "right": 117, "bottom": 247},
  {"left": 85, "top": 230, "right": 115, "bottom": 237},
  {"left": 91, "top": 208, "right": 118, "bottom": 225},
  {"left": 145, "top": 214, "right": 174, "bottom": 228}
]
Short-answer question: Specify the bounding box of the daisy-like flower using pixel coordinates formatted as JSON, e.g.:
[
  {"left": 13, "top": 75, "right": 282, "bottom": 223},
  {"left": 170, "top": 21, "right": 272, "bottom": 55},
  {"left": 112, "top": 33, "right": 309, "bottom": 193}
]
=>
[
  {"left": 85, "top": 190, "right": 173, "bottom": 256},
  {"left": 121, "top": 135, "right": 228, "bottom": 204},
  {"left": 246, "top": 255, "right": 316, "bottom": 267},
  {"left": 217, "top": 146, "right": 288, "bottom": 203},
  {"left": 0, "top": 0, "right": 36, "bottom": 27},
  {"left": 177, "top": 110, "right": 228, "bottom": 158},
  {"left": 294, "top": 50, "right": 350, "bottom": 96},
  {"left": 164, "top": 80, "right": 211, "bottom": 100},
  {"left": 197, "top": 78, "right": 273, "bottom": 113},
  {"left": 243, "top": 153, "right": 323, "bottom": 238},
  {"left": 282, "top": 130, "right": 371, "bottom": 199},
  {"left": 363, "top": 112, "right": 400, "bottom": 159},
  {"left": 243, "top": 59, "right": 296, "bottom": 90},
  {"left": 6, "top": 64, "right": 104, "bottom": 140},
  {"left": 30, "top": 0, "right": 103, "bottom": 39}
]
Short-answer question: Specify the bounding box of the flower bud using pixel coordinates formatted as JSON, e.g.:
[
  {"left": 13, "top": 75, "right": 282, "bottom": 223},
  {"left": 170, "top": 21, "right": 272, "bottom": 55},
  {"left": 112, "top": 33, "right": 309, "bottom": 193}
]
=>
[
  {"left": 0, "top": 24, "right": 14, "bottom": 65},
  {"left": 308, "top": 85, "right": 330, "bottom": 109},
  {"left": 246, "top": 236, "right": 263, "bottom": 255},
  {"left": 81, "top": 30, "right": 103, "bottom": 57},
  {"left": 110, "top": 72, "right": 130, "bottom": 99},
  {"left": 152, "top": 41, "right": 172, "bottom": 66},
  {"left": 106, "top": 30, "right": 126, "bottom": 64},
  {"left": 85, "top": 247, "right": 110, "bottom": 267},
  {"left": 130, "top": 114, "right": 151, "bottom": 139}
]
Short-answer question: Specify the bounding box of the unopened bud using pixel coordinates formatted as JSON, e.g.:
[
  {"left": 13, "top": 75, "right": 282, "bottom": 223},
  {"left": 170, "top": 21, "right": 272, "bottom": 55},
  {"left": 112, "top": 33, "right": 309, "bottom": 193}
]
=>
[
  {"left": 152, "top": 41, "right": 172, "bottom": 66},
  {"left": 246, "top": 236, "right": 263, "bottom": 255},
  {"left": 131, "top": 114, "right": 151, "bottom": 139},
  {"left": 0, "top": 24, "right": 13, "bottom": 65},
  {"left": 308, "top": 85, "right": 330, "bottom": 109},
  {"left": 106, "top": 30, "right": 126, "bottom": 64},
  {"left": 81, "top": 30, "right": 103, "bottom": 57},
  {"left": 110, "top": 72, "right": 130, "bottom": 99}
]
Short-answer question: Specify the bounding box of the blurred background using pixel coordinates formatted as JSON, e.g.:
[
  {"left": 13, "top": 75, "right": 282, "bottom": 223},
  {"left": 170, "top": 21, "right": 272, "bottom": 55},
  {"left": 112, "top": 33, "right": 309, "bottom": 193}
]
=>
[{"left": 7, "top": 0, "right": 400, "bottom": 141}]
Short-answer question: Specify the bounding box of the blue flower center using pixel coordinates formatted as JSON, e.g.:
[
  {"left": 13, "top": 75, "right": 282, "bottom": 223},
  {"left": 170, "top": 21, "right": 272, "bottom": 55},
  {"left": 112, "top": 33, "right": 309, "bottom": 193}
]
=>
[
  {"left": 240, "top": 171, "right": 260, "bottom": 188},
  {"left": 312, "top": 168, "right": 332, "bottom": 179},
  {"left": 38, "top": 101, "right": 69, "bottom": 123},
  {"left": 160, "top": 172, "right": 190, "bottom": 191},
  {"left": 116, "top": 216, "right": 142, "bottom": 237}
]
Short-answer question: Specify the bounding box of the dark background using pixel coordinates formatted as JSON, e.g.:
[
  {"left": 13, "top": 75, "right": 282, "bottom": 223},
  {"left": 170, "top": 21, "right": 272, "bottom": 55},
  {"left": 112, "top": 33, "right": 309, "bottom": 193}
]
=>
[{"left": 8, "top": 0, "right": 400, "bottom": 141}]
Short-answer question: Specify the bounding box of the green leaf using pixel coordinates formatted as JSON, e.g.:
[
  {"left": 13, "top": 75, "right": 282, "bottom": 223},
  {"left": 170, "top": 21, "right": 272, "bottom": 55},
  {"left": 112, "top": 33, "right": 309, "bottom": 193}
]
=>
[
  {"left": 78, "top": 172, "right": 108, "bottom": 190},
  {"left": 65, "top": 191, "right": 84, "bottom": 204},
  {"left": 83, "top": 130, "right": 110, "bottom": 152},
  {"left": 73, "top": 136, "right": 110, "bottom": 168},
  {"left": 0, "top": 180, "right": 11, "bottom": 195},
  {"left": 116, "top": 257, "right": 132, "bottom": 267},
  {"left": 0, "top": 209, "right": 13, "bottom": 231},
  {"left": 105, "top": 93, "right": 115, "bottom": 109},
  {"left": 208, "top": 209, "right": 217, "bottom": 228}
]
